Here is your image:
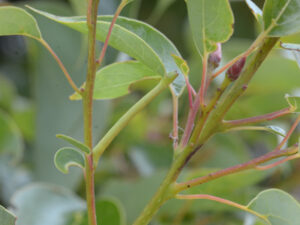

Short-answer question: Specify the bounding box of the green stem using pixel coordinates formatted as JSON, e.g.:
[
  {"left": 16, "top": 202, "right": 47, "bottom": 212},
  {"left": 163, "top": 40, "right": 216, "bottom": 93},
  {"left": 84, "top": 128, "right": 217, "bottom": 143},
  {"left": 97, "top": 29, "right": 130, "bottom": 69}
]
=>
[
  {"left": 93, "top": 73, "right": 178, "bottom": 166},
  {"left": 132, "top": 144, "right": 198, "bottom": 225},
  {"left": 84, "top": 0, "right": 100, "bottom": 225},
  {"left": 84, "top": 154, "right": 97, "bottom": 225},
  {"left": 171, "top": 91, "right": 179, "bottom": 150},
  {"left": 187, "top": 76, "right": 232, "bottom": 147}
]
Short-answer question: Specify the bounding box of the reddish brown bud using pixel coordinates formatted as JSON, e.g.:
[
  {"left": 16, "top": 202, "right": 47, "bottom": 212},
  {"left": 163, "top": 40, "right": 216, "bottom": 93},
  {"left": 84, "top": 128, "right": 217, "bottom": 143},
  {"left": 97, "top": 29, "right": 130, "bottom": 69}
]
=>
[
  {"left": 208, "top": 43, "right": 222, "bottom": 69},
  {"left": 227, "top": 57, "right": 246, "bottom": 81}
]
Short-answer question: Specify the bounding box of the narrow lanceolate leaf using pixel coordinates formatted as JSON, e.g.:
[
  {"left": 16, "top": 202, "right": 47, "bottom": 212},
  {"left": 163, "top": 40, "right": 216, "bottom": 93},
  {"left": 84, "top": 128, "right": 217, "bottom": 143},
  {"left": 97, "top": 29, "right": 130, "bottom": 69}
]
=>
[
  {"left": 247, "top": 189, "right": 300, "bottom": 225},
  {"left": 285, "top": 94, "right": 300, "bottom": 113},
  {"left": 54, "top": 147, "right": 85, "bottom": 174},
  {"left": 28, "top": 7, "right": 186, "bottom": 96},
  {"left": 280, "top": 43, "right": 300, "bottom": 69},
  {"left": 265, "top": 126, "right": 286, "bottom": 137},
  {"left": 0, "top": 205, "right": 16, "bottom": 225},
  {"left": 70, "top": 61, "right": 161, "bottom": 100},
  {"left": 56, "top": 134, "right": 90, "bottom": 153},
  {"left": 263, "top": 0, "right": 300, "bottom": 37},
  {"left": 186, "top": 0, "right": 234, "bottom": 57},
  {"left": 0, "top": 6, "right": 41, "bottom": 39},
  {"left": 245, "top": 0, "right": 263, "bottom": 25}
]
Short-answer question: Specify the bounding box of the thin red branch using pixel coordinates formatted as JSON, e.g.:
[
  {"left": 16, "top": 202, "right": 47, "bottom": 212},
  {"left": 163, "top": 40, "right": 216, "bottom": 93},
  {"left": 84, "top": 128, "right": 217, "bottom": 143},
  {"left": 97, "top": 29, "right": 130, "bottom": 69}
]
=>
[
  {"left": 275, "top": 115, "right": 300, "bottom": 150},
  {"left": 180, "top": 59, "right": 207, "bottom": 147},
  {"left": 96, "top": 1, "right": 126, "bottom": 67},
  {"left": 224, "top": 107, "right": 291, "bottom": 127},
  {"left": 184, "top": 76, "right": 194, "bottom": 108},
  {"left": 256, "top": 152, "right": 300, "bottom": 170},
  {"left": 199, "top": 57, "right": 207, "bottom": 106},
  {"left": 176, "top": 194, "right": 269, "bottom": 223},
  {"left": 175, "top": 145, "right": 298, "bottom": 193},
  {"left": 40, "top": 40, "right": 80, "bottom": 94}
]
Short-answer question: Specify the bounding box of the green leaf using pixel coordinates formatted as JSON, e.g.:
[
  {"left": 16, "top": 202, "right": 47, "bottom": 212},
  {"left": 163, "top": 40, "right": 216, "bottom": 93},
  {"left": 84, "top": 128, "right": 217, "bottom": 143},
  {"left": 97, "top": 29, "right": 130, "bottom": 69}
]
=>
[
  {"left": 94, "top": 198, "right": 126, "bottom": 225},
  {"left": 54, "top": 147, "right": 85, "bottom": 174},
  {"left": 11, "top": 183, "right": 85, "bottom": 225},
  {"left": 0, "top": 6, "right": 42, "bottom": 39},
  {"left": 280, "top": 42, "right": 300, "bottom": 69},
  {"left": 285, "top": 94, "right": 300, "bottom": 113},
  {"left": 56, "top": 134, "right": 90, "bottom": 153},
  {"left": 247, "top": 189, "right": 300, "bottom": 224},
  {"left": 0, "top": 205, "right": 16, "bottom": 225},
  {"left": 186, "top": 0, "right": 234, "bottom": 57},
  {"left": 171, "top": 54, "right": 190, "bottom": 77},
  {"left": 27, "top": 7, "right": 186, "bottom": 96},
  {"left": 27, "top": 6, "right": 164, "bottom": 74},
  {"left": 245, "top": 0, "right": 263, "bottom": 25},
  {"left": 70, "top": 61, "right": 161, "bottom": 100},
  {"left": 280, "top": 42, "right": 300, "bottom": 51},
  {"left": 263, "top": 0, "right": 300, "bottom": 37}
]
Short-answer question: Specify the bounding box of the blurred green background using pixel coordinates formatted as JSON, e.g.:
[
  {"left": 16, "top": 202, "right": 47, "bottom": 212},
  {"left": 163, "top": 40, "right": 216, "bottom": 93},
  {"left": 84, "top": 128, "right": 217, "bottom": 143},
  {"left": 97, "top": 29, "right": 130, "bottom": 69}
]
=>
[{"left": 0, "top": 0, "right": 299, "bottom": 224}]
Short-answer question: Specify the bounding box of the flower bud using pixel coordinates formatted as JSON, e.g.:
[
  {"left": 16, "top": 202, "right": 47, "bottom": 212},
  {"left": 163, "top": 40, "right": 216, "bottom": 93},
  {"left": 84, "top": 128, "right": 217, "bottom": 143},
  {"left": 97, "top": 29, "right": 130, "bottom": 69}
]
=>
[
  {"left": 227, "top": 57, "right": 246, "bottom": 81},
  {"left": 208, "top": 43, "right": 222, "bottom": 69}
]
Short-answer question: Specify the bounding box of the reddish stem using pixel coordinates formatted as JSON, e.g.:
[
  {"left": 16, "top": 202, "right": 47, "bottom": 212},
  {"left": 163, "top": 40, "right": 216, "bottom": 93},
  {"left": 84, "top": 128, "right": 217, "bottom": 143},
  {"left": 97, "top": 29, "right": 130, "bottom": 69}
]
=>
[
  {"left": 190, "top": 86, "right": 197, "bottom": 97},
  {"left": 184, "top": 76, "right": 194, "bottom": 108},
  {"left": 176, "top": 194, "right": 269, "bottom": 223},
  {"left": 176, "top": 194, "right": 247, "bottom": 210},
  {"left": 84, "top": 0, "right": 100, "bottom": 225},
  {"left": 256, "top": 152, "right": 300, "bottom": 170},
  {"left": 199, "top": 57, "right": 208, "bottom": 106},
  {"left": 180, "top": 59, "right": 208, "bottom": 147},
  {"left": 224, "top": 107, "right": 291, "bottom": 127},
  {"left": 40, "top": 40, "right": 80, "bottom": 94},
  {"left": 175, "top": 145, "right": 298, "bottom": 193},
  {"left": 275, "top": 115, "right": 300, "bottom": 150},
  {"left": 96, "top": 2, "right": 125, "bottom": 67}
]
